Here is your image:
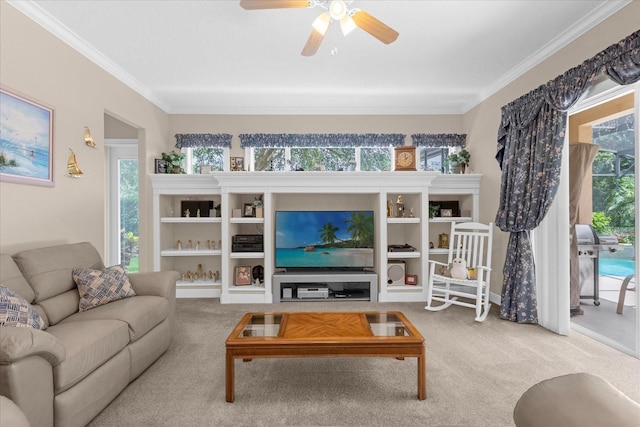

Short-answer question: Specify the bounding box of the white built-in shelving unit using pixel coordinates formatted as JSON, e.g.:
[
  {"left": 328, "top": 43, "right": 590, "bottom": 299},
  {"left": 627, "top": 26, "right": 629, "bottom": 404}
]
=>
[{"left": 151, "top": 172, "right": 481, "bottom": 303}]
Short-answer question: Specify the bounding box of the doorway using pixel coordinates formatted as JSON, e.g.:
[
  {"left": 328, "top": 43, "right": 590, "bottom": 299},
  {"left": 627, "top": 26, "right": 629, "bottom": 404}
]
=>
[
  {"left": 106, "top": 139, "right": 139, "bottom": 271},
  {"left": 568, "top": 83, "right": 638, "bottom": 357}
]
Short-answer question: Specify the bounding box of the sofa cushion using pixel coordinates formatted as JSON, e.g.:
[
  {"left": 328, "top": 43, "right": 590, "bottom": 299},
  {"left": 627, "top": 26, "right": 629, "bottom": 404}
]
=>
[
  {"left": 13, "top": 242, "right": 104, "bottom": 302},
  {"left": 61, "top": 295, "right": 168, "bottom": 342},
  {"left": 46, "top": 319, "right": 130, "bottom": 393},
  {"left": 0, "top": 254, "right": 35, "bottom": 303},
  {"left": 0, "top": 285, "right": 46, "bottom": 329},
  {"left": 73, "top": 265, "right": 136, "bottom": 312}
]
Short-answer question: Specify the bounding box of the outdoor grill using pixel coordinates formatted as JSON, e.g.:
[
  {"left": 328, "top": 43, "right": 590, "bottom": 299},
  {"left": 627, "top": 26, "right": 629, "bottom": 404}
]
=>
[{"left": 575, "top": 224, "right": 621, "bottom": 306}]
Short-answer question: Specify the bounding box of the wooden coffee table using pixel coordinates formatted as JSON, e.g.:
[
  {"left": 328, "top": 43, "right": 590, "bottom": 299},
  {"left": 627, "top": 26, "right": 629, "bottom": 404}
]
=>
[{"left": 225, "top": 311, "right": 426, "bottom": 402}]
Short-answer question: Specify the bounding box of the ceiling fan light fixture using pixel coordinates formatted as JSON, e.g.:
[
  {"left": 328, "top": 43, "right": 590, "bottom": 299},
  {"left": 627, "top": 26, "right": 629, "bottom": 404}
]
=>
[
  {"left": 339, "top": 15, "right": 356, "bottom": 35},
  {"left": 328, "top": 0, "right": 347, "bottom": 20},
  {"left": 311, "top": 12, "right": 331, "bottom": 35}
]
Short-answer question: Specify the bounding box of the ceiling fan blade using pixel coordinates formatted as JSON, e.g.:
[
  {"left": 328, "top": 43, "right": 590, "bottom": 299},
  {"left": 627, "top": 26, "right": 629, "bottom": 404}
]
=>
[
  {"left": 351, "top": 10, "right": 399, "bottom": 44},
  {"left": 239, "top": 0, "right": 310, "bottom": 10},
  {"left": 301, "top": 28, "right": 326, "bottom": 56}
]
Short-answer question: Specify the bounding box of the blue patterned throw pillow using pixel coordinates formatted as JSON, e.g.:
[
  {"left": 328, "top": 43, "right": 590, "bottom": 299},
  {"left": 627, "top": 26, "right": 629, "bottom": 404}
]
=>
[
  {"left": 73, "top": 265, "right": 136, "bottom": 312},
  {"left": 0, "top": 285, "right": 46, "bottom": 329}
]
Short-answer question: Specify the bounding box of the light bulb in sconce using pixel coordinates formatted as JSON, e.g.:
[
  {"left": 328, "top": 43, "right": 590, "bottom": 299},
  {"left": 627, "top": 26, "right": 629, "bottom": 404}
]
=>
[{"left": 84, "top": 127, "right": 96, "bottom": 148}]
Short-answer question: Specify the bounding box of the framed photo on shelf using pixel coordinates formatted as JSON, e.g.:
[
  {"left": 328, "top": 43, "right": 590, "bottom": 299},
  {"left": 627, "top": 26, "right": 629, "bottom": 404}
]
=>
[
  {"left": 234, "top": 266, "right": 252, "bottom": 286},
  {"left": 405, "top": 274, "right": 418, "bottom": 286},
  {"left": 231, "top": 157, "right": 244, "bottom": 171},
  {"left": 0, "top": 87, "right": 54, "bottom": 187},
  {"left": 199, "top": 164, "right": 212, "bottom": 174},
  {"left": 440, "top": 208, "right": 453, "bottom": 218},
  {"left": 243, "top": 203, "right": 255, "bottom": 217},
  {"left": 154, "top": 159, "right": 168, "bottom": 174}
]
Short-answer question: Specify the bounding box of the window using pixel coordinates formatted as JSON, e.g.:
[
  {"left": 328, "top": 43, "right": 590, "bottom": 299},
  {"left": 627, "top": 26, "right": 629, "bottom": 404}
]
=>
[
  {"left": 252, "top": 147, "right": 393, "bottom": 171},
  {"left": 421, "top": 147, "right": 450, "bottom": 172},
  {"left": 183, "top": 147, "right": 226, "bottom": 173},
  {"left": 591, "top": 112, "right": 635, "bottom": 241}
]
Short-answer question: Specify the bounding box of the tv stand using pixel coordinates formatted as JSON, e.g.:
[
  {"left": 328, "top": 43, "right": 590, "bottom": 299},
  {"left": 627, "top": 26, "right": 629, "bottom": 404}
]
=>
[{"left": 273, "top": 271, "right": 378, "bottom": 303}]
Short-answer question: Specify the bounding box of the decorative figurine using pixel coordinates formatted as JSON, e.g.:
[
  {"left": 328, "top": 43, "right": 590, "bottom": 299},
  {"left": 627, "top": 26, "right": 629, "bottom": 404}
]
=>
[
  {"left": 184, "top": 209, "right": 190, "bottom": 218},
  {"left": 195, "top": 240, "right": 200, "bottom": 250},
  {"left": 409, "top": 208, "right": 415, "bottom": 218},
  {"left": 396, "top": 195, "right": 405, "bottom": 218},
  {"left": 208, "top": 270, "right": 213, "bottom": 280},
  {"left": 187, "top": 240, "right": 193, "bottom": 250},
  {"left": 177, "top": 240, "right": 182, "bottom": 250},
  {"left": 197, "top": 263, "right": 204, "bottom": 279},
  {"left": 196, "top": 208, "right": 201, "bottom": 218},
  {"left": 206, "top": 240, "right": 211, "bottom": 250},
  {"left": 387, "top": 200, "right": 392, "bottom": 217}
]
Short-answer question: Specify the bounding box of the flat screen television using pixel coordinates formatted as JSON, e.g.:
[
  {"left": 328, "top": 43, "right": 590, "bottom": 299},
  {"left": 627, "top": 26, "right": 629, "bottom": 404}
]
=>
[{"left": 275, "top": 210, "right": 374, "bottom": 269}]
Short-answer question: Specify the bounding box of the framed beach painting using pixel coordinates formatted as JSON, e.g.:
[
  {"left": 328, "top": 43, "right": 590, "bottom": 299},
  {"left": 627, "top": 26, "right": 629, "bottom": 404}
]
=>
[{"left": 0, "top": 87, "right": 54, "bottom": 187}]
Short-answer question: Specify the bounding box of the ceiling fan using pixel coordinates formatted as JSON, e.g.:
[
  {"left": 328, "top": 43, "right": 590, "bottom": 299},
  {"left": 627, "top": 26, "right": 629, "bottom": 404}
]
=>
[{"left": 239, "top": 0, "right": 399, "bottom": 56}]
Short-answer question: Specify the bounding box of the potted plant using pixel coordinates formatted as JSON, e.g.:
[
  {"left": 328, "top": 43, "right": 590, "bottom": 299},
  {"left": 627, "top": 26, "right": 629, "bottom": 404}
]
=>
[
  {"left": 162, "top": 150, "right": 185, "bottom": 174},
  {"left": 445, "top": 148, "right": 470, "bottom": 174}
]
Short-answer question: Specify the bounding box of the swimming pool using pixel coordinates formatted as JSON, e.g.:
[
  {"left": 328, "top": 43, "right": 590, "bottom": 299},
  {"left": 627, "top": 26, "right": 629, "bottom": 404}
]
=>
[{"left": 599, "top": 258, "right": 635, "bottom": 277}]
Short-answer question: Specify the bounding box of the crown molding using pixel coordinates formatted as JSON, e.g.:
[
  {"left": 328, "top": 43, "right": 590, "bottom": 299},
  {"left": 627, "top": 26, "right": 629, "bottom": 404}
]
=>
[{"left": 461, "top": 0, "right": 632, "bottom": 114}]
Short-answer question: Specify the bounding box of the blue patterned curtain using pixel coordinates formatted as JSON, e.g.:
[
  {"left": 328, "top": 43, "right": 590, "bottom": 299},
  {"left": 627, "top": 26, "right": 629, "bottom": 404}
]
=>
[
  {"left": 175, "top": 133, "right": 232, "bottom": 149},
  {"left": 239, "top": 133, "right": 405, "bottom": 148},
  {"left": 496, "top": 30, "right": 640, "bottom": 324},
  {"left": 411, "top": 133, "right": 466, "bottom": 147}
]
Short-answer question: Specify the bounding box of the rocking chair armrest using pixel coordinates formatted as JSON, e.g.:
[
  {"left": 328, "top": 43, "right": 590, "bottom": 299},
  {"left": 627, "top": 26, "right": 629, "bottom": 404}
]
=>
[
  {"left": 428, "top": 260, "right": 449, "bottom": 267},
  {"left": 476, "top": 265, "right": 492, "bottom": 272}
]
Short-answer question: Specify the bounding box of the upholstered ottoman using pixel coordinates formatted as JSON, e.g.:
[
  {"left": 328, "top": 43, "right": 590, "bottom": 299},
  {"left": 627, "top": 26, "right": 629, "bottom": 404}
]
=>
[{"left": 514, "top": 372, "right": 640, "bottom": 426}]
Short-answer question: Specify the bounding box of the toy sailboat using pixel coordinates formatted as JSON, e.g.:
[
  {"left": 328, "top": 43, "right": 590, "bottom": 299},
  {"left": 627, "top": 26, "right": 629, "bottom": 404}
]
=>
[{"left": 67, "top": 149, "right": 83, "bottom": 177}]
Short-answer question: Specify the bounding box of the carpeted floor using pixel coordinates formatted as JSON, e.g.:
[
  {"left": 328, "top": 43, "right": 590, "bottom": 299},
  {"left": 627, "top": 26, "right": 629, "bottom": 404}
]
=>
[{"left": 88, "top": 299, "right": 640, "bottom": 427}]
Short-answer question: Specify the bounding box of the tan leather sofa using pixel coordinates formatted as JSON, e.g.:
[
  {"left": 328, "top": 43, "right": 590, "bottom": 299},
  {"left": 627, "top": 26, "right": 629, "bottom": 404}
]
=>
[{"left": 0, "top": 242, "right": 178, "bottom": 427}]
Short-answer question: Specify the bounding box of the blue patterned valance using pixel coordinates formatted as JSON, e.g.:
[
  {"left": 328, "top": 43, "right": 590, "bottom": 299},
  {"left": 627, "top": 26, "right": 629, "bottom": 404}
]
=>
[
  {"left": 239, "top": 133, "right": 406, "bottom": 148},
  {"left": 175, "top": 133, "right": 232, "bottom": 149},
  {"left": 411, "top": 133, "right": 466, "bottom": 148}
]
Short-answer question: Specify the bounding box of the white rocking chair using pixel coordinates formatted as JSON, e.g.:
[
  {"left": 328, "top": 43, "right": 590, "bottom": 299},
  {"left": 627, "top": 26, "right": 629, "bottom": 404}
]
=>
[{"left": 425, "top": 222, "right": 494, "bottom": 322}]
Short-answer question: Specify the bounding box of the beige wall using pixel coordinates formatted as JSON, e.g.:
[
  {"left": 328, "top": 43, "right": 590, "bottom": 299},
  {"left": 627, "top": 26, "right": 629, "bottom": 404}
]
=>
[
  {"left": 0, "top": 2, "right": 169, "bottom": 271},
  {"left": 1, "top": 0, "right": 638, "bottom": 293}
]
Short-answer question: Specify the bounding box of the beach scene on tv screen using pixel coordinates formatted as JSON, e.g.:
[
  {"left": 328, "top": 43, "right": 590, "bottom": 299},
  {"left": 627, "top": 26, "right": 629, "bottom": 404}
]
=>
[{"left": 276, "top": 211, "right": 374, "bottom": 268}]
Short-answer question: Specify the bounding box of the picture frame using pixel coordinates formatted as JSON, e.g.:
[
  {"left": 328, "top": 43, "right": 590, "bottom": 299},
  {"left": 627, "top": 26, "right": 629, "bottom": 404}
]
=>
[
  {"left": 0, "top": 87, "right": 54, "bottom": 187},
  {"left": 154, "top": 159, "right": 168, "bottom": 174},
  {"left": 231, "top": 157, "right": 244, "bottom": 171},
  {"left": 405, "top": 274, "right": 418, "bottom": 286},
  {"left": 243, "top": 203, "right": 255, "bottom": 217},
  {"left": 429, "top": 201, "right": 460, "bottom": 217},
  {"left": 199, "top": 164, "right": 212, "bottom": 174},
  {"left": 440, "top": 208, "right": 453, "bottom": 218},
  {"left": 234, "top": 265, "right": 252, "bottom": 286}
]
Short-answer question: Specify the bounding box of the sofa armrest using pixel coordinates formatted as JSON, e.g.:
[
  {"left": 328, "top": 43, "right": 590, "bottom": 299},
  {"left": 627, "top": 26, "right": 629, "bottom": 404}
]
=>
[
  {"left": 129, "top": 271, "right": 179, "bottom": 334},
  {"left": 0, "top": 327, "right": 65, "bottom": 366},
  {"left": 128, "top": 271, "right": 178, "bottom": 299}
]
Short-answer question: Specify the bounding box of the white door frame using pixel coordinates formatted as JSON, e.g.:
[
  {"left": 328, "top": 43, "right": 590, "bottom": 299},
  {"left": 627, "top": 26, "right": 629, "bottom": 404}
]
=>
[{"left": 105, "top": 139, "right": 138, "bottom": 267}]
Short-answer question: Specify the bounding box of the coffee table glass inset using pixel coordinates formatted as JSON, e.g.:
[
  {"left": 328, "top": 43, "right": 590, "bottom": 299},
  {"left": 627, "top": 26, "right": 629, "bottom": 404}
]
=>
[{"left": 225, "top": 311, "right": 426, "bottom": 402}]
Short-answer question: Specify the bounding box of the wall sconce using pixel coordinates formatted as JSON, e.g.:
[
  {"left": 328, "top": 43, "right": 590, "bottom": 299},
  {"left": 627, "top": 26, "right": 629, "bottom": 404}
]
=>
[{"left": 84, "top": 127, "right": 96, "bottom": 148}]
